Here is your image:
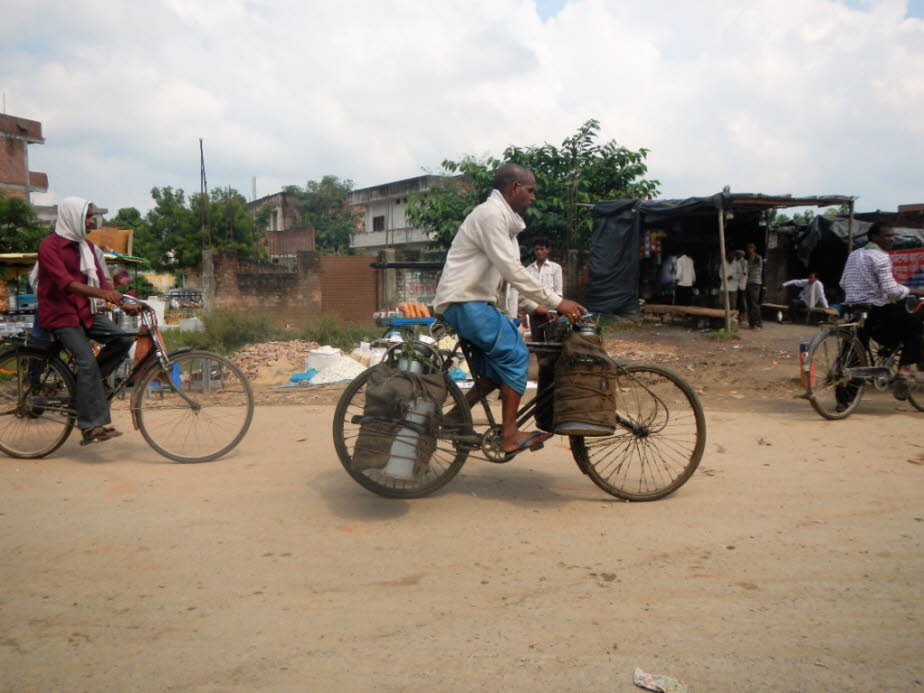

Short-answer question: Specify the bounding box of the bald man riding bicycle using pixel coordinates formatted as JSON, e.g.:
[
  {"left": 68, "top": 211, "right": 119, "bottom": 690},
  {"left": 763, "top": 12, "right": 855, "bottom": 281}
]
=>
[{"left": 433, "top": 163, "right": 587, "bottom": 455}]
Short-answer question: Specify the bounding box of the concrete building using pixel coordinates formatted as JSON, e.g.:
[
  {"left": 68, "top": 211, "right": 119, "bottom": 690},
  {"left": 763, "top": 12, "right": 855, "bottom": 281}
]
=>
[
  {"left": 248, "top": 191, "right": 316, "bottom": 262},
  {"left": 0, "top": 114, "right": 48, "bottom": 202},
  {"left": 348, "top": 174, "right": 452, "bottom": 255}
]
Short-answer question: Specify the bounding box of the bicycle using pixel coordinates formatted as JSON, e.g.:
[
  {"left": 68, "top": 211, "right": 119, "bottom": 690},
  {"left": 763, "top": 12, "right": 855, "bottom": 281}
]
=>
[
  {"left": 803, "top": 296, "right": 924, "bottom": 419},
  {"left": 333, "top": 315, "right": 706, "bottom": 501},
  {"left": 0, "top": 295, "right": 254, "bottom": 462}
]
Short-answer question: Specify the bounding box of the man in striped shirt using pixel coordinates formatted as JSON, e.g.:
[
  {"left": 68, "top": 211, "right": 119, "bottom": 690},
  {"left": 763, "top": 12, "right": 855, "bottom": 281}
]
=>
[{"left": 840, "top": 223, "right": 924, "bottom": 378}]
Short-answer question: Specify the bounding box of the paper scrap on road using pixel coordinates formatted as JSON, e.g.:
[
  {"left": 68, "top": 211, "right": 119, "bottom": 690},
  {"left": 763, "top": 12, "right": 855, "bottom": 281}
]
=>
[{"left": 634, "top": 667, "right": 689, "bottom": 693}]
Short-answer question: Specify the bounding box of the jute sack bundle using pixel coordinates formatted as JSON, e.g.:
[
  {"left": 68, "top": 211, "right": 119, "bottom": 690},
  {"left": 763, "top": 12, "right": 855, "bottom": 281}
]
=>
[
  {"left": 352, "top": 363, "right": 448, "bottom": 471},
  {"left": 552, "top": 331, "right": 618, "bottom": 436}
]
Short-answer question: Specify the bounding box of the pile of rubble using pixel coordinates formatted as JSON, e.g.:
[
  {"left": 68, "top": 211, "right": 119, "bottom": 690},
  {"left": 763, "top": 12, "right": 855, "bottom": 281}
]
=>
[{"left": 229, "top": 340, "right": 319, "bottom": 382}]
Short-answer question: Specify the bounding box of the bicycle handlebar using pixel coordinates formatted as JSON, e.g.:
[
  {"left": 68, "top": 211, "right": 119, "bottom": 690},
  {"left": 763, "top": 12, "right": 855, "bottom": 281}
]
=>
[{"left": 119, "top": 294, "right": 154, "bottom": 311}]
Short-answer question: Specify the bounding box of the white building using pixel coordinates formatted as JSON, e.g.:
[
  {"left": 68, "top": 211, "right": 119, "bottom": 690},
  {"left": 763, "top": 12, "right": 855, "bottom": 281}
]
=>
[{"left": 348, "top": 174, "right": 452, "bottom": 254}]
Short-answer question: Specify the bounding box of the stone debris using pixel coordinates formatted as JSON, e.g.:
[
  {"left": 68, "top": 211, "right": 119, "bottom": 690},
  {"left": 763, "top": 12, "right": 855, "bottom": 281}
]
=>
[{"left": 230, "top": 340, "right": 319, "bottom": 381}]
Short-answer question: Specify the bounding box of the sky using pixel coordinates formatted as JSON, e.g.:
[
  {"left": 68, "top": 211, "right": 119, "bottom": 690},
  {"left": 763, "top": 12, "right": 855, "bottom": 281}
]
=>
[{"left": 1, "top": 0, "right": 922, "bottom": 217}]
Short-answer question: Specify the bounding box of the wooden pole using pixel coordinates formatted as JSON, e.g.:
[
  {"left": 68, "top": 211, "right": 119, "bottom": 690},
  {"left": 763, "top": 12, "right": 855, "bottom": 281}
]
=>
[
  {"left": 847, "top": 199, "right": 855, "bottom": 254},
  {"left": 718, "top": 206, "right": 731, "bottom": 331}
]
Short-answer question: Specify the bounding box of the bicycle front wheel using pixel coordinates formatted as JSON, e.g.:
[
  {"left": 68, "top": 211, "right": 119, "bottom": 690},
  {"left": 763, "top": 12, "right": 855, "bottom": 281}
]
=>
[
  {"left": 133, "top": 350, "right": 254, "bottom": 463},
  {"left": 333, "top": 367, "right": 472, "bottom": 498},
  {"left": 570, "top": 363, "right": 706, "bottom": 501},
  {"left": 0, "top": 349, "right": 76, "bottom": 459},
  {"left": 806, "top": 329, "right": 867, "bottom": 419},
  {"left": 909, "top": 387, "right": 924, "bottom": 412}
]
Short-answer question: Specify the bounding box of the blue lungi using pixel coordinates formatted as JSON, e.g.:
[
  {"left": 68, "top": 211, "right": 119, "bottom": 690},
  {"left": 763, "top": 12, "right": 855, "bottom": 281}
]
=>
[{"left": 443, "top": 301, "right": 528, "bottom": 395}]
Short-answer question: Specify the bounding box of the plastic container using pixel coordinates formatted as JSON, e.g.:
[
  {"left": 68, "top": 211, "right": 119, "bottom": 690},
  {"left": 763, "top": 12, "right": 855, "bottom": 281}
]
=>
[{"left": 383, "top": 397, "right": 435, "bottom": 480}]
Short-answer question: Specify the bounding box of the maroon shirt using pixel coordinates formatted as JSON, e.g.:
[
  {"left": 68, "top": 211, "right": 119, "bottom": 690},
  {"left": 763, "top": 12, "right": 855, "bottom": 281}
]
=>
[{"left": 37, "top": 234, "right": 112, "bottom": 330}]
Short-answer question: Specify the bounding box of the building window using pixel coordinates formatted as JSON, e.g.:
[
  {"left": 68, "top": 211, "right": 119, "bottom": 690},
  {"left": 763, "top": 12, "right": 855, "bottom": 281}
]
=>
[
  {"left": 271, "top": 210, "right": 279, "bottom": 231},
  {"left": 373, "top": 215, "right": 385, "bottom": 232}
]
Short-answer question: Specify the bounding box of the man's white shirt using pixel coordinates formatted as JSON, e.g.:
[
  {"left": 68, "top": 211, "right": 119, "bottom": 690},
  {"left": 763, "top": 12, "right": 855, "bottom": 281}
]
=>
[
  {"left": 783, "top": 278, "right": 829, "bottom": 309},
  {"left": 434, "top": 190, "right": 562, "bottom": 315},
  {"left": 525, "top": 259, "right": 563, "bottom": 296}
]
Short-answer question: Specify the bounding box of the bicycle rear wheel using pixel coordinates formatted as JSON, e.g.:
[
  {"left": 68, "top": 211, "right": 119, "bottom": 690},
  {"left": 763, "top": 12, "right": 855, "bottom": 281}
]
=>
[
  {"left": 0, "top": 349, "right": 76, "bottom": 459},
  {"left": 570, "top": 363, "right": 706, "bottom": 501},
  {"left": 333, "top": 367, "right": 472, "bottom": 498},
  {"left": 806, "top": 329, "right": 867, "bottom": 419},
  {"left": 133, "top": 350, "right": 254, "bottom": 463}
]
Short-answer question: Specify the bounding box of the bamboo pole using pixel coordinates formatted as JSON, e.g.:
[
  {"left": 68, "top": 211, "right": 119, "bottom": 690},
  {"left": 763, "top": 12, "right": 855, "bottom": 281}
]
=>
[{"left": 718, "top": 206, "right": 731, "bottom": 331}]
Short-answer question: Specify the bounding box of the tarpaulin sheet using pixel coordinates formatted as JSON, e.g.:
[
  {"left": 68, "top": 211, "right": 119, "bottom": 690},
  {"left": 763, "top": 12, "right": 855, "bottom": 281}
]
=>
[{"left": 586, "top": 200, "right": 640, "bottom": 315}]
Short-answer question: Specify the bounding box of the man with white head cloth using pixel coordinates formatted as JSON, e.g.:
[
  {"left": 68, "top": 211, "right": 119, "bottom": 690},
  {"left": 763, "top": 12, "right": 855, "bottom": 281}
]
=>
[{"left": 36, "top": 197, "right": 136, "bottom": 445}]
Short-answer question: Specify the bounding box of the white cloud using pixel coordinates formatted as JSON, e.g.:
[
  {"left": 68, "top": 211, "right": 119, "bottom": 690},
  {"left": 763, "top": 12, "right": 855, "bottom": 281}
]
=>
[{"left": 1, "top": 0, "right": 920, "bottom": 215}]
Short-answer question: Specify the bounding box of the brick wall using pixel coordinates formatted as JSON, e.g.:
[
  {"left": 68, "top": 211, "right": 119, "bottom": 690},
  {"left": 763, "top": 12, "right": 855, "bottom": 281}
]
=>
[
  {"left": 0, "top": 136, "right": 28, "bottom": 194},
  {"left": 200, "top": 249, "right": 323, "bottom": 328},
  {"left": 267, "top": 228, "right": 316, "bottom": 256},
  {"left": 320, "top": 256, "right": 378, "bottom": 326}
]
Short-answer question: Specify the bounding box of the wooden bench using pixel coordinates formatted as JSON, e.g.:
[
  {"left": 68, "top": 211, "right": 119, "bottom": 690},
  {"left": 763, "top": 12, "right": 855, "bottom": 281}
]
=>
[
  {"left": 642, "top": 304, "right": 737, "bottom": 329},
  {"left": 761, "top": 302, "right": 838, "bottom": 324}
]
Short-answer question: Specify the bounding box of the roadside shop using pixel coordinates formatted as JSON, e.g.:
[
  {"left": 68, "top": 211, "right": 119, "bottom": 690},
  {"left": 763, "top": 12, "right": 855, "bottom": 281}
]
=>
[{"left": 585, "top": 192, "right": 854, "bottom": 329}]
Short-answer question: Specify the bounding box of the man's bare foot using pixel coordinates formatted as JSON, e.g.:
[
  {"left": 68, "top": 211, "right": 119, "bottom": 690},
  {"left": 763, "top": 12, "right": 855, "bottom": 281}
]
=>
[{"left": 500, "top": 430, "right": 552, "bottom": 453}]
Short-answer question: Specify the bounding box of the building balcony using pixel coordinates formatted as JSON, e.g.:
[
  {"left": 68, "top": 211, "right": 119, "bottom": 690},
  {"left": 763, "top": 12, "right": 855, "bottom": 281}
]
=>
[{"left": 351, "top": 226, "right": 432, "bottom": 249}]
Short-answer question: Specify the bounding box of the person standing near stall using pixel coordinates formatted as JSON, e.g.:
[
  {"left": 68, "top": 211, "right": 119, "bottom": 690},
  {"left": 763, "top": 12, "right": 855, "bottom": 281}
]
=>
[{"left": 745, "top": 243, "right": 764, "bottom": 329}]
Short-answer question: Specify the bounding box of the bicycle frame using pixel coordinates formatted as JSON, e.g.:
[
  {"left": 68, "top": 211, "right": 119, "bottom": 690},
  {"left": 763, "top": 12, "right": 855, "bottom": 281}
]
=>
[{"left": 1, "top": 298, "right": 195, "bottom": 422}]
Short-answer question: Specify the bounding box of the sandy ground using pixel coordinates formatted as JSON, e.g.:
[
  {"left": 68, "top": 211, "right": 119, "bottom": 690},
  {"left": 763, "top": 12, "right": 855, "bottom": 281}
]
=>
[{"left": 2, "top": 322, "right": 923, "bottom": 692}]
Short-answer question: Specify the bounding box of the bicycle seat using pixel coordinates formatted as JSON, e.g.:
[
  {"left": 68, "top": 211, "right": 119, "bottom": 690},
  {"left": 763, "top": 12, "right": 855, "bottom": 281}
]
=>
[{"left": 839, "top": 303, "right": 872, "bottom": 321}]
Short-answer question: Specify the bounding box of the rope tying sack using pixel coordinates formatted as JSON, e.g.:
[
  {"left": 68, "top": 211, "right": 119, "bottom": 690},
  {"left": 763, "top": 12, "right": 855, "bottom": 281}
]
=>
[
  {"left": 352, "top": 363, "right": 448, "bottom": 471},
  {"left": 552, "top": 330, "right": 618, "bottom": 436}
]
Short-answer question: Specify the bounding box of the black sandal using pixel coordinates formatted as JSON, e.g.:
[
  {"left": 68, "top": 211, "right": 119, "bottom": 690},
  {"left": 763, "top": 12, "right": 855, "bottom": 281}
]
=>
[{"left": 80, "top": 427, "right": 117, "bottom": 446}]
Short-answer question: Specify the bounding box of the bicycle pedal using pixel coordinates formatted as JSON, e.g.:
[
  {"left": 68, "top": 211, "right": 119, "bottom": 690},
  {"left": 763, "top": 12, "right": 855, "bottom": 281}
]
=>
[{"left": 528, "top": 442, "right": 545, "bottom": 453}]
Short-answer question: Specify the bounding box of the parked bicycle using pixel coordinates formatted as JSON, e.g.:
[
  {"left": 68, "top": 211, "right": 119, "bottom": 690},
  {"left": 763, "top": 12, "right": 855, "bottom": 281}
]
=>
[
  {"left": 803, "top": 296, "right": 923, "bottom": 419},
  {"left": 0, "top": 296, "right": 254, "bottom": 462},
  {"left": 333, "top": 315, "right": 706, "bottom": 501}
]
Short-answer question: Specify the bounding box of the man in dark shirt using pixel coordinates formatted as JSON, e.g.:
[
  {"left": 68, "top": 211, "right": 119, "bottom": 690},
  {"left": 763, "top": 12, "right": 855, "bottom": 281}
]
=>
[{"left": 36, "top": 197, "right": 135, "bottom": 445}]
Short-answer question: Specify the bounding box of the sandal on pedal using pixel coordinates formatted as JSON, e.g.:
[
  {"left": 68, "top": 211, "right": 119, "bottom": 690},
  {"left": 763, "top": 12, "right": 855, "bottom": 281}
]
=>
[
  {"left": 502, "top": 431, "right": 552, "bottom": 459},
  {"left": 101, "top": 426, "right": 124, "bottom": 438},
  {"left": 80, "top": 426, "right": 117, "bottom": 446}
]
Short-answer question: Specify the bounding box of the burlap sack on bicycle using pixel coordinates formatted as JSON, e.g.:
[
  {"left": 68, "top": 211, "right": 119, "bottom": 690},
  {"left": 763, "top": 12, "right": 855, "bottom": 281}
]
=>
[
  {"left": 352, "top": 363, "right": 449, "bottom": 471},
  {"left": 552, "top": 331, "right": 617, "bottom": 435}
]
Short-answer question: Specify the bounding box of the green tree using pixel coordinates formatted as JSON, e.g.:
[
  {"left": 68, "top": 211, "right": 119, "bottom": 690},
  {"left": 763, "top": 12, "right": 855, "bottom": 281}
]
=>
[
  {"left": 768, "top": 209, "right": 815, "bottom": 228},
  {"left": 406, "top": 119, "right": 660, "bottom": 252},
  {"left": 0, "top": 192, "right": 48, "bottom": 253},
  {"left": 146, "top": 186, "right": 199, "bottom": 268},
  {"left": 142, "top": 186, "right": 267, "bottom": 269},
  {"left": 286, "top": 176, "right": 360, "bottom": 254},
  {"left": 200, "top": 187, "right": 267, "bottom": 261}
]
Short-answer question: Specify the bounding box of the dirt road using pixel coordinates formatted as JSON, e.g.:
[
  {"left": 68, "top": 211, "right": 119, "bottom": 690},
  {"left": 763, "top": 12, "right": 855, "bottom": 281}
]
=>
[{"left": 2, "top": 323, "right": 923, "bottom": 691}]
